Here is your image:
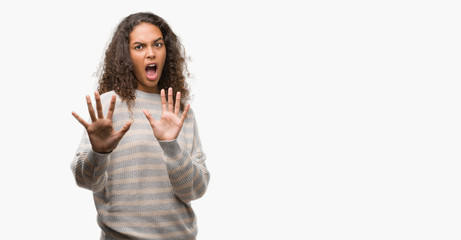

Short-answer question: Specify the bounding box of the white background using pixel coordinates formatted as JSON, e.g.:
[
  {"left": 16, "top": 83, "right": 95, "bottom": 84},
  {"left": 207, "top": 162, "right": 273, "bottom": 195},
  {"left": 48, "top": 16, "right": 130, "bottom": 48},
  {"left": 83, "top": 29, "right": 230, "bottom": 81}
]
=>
[{"left": 0, "top": 0, "right": 460, "bottom": 239}]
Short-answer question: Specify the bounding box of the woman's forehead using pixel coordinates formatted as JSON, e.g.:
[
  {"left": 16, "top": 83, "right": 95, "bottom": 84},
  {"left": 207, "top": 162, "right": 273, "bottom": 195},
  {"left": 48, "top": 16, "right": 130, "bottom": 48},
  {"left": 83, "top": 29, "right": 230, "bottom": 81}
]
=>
[{"left": 130, "top": 22, "right": 163, "bottom": 43}]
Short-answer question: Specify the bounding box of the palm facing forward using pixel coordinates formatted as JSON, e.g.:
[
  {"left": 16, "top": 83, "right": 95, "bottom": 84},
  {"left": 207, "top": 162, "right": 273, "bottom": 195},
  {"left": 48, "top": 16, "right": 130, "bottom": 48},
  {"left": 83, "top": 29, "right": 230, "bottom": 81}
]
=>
[
  {"left": 143, "top": 88, "right": 190, "bottom": 141},
  {"left": 72, "top": 91, "right": 132, "bottom": 153}
]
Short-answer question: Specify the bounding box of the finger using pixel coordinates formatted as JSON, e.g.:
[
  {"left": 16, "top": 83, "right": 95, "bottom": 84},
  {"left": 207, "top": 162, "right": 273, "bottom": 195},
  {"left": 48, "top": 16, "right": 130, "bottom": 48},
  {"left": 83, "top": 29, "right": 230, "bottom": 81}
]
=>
[
  {"left": 86, "top": 95, "right": 97, "bottom": 122},
  {"left": 168, "top": 87, "right": 174, "bottom": 112},
  {"left": 174, "top": 91, "right": 181, "bottom": 116},
  {"left": 117, "top": 120, "right": 132, "bottom": 138},
  {"left": 143, "top": 109, "right": 155, "bottom": 124},
  {"left": 160, "top": 89, "right": 167, "bottom": 114},
  {"left": 72, "top": 111, "right": 90, "bottom": 129},
  {"left": 95, "top": 91, "right": 104, "bottom": 119},
  {"left": 180, "top": 104, "right": 190, "bottom": 123},
  {"left": 106, "top": 95, "right": 116, "bottom": 120}
]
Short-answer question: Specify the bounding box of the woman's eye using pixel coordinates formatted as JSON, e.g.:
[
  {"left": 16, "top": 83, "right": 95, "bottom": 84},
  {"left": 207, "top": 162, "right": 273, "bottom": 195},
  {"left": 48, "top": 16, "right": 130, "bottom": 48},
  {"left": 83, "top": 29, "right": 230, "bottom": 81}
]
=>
[
  {"left": 155, "top": 43, "right": 163, "bottom": 48},
  {"left": 134, "top": 45, "right": 143, "bottom": 50}
]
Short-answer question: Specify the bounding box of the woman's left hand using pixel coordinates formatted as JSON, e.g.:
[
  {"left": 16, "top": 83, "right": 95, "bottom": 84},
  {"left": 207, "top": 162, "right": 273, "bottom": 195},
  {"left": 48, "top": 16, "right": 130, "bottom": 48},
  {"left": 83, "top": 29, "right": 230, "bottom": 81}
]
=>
[{"left": 143, "top": 88, "right": 190, "bottom": 141}]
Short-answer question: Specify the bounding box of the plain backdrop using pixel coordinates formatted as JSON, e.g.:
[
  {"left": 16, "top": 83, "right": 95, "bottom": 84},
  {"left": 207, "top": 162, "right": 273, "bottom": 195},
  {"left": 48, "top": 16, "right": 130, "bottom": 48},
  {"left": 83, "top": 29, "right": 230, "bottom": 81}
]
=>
[{"left": 0, "top": 0, "right": 460, "bottom": 239}]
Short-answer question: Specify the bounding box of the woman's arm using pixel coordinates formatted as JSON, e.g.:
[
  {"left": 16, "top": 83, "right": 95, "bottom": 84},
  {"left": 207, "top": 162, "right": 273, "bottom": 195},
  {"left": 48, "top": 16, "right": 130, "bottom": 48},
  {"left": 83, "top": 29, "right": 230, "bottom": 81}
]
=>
[
  {"left": 159, "top": 117, "right": 210, "bottom": 203},
  {"left": 143, "top": 88, "right": 210, "bottom": 203},
  {"left": 71, "top": 137, "right": 111, "bottom": 192},
  {"left": 71, "top": 92, "right": 131, "bottom": 192}
]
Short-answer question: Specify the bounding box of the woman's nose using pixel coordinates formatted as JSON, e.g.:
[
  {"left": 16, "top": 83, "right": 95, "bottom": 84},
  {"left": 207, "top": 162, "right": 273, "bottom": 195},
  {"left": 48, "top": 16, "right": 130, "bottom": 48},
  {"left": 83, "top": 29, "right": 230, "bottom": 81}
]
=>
[{"left": 146, "top": 46, "right": 155, "bottom": 59}]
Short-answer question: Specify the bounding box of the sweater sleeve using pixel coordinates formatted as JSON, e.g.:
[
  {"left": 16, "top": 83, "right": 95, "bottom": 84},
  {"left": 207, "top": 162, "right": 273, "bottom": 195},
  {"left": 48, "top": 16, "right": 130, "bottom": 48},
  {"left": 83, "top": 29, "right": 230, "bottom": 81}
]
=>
[
  {"left": 158, "top": 112, "right": 210, "bottom": 204},
  {"left": 70, "top": 132, "right": 111, "bottom": 192}
]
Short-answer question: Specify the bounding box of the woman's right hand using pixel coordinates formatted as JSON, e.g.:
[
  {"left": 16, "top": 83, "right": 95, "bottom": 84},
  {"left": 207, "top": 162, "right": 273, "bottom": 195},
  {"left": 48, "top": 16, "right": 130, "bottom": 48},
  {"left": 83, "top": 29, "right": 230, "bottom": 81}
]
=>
[{"left": 72, "top": 91, "right": 132, "bottom": 154}]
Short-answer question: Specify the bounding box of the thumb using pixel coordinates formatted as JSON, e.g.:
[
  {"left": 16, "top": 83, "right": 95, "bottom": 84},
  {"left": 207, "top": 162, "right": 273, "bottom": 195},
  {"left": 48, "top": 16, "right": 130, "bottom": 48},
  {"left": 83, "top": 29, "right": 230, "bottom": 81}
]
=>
[
  {"left": 117, "top": 120, "right": 132, "bottom": 138},
  {"left": 143, "top": 109, "right": 155, "bottom": 121},
  {"left": 143, "top": 109, "right": 157, "bottom": 127}
]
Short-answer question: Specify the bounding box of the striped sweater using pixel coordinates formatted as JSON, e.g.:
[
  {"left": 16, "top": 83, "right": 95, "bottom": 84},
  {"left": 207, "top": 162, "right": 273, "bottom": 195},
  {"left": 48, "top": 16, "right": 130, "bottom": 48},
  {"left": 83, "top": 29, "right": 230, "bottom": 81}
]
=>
[{"left": 71, "top": 90, "right": 210, "bottom": 240}]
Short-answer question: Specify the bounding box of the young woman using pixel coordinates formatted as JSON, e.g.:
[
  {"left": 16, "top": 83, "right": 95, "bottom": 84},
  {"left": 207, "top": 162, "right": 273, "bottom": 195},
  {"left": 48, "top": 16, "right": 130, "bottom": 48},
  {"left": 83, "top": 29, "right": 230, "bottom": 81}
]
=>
[{"left": 71, "top": 12, "right": 210, "bottom": 240}]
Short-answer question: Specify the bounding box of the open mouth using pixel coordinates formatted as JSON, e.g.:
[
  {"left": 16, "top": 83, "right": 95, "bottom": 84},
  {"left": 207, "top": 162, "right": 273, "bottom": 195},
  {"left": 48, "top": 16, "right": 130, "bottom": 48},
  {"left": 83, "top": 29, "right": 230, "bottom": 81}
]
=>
[{"left": 145, "top": 63, "right": 157, "bottom": 80}]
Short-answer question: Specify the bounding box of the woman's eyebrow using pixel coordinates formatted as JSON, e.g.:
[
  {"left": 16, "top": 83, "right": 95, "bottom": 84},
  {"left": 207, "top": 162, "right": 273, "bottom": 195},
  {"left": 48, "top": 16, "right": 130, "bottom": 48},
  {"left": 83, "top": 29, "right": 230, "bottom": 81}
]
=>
[{"left": 153, "top": 37, "right": 163, "bottom": 43}]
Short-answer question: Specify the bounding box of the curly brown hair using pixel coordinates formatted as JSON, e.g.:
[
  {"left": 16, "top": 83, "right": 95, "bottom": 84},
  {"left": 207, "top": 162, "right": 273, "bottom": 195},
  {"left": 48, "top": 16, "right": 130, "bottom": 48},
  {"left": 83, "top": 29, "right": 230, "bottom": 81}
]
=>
[{"left": 98, "top": 12, "right": 190, "bottom": 110}]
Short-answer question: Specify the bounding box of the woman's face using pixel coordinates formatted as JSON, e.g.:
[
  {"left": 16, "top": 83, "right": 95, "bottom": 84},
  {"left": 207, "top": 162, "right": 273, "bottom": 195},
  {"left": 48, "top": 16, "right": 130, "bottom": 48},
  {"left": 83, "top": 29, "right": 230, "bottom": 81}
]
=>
[{"left": 129, "top": 22, "right": 167, "bottom": 93}]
